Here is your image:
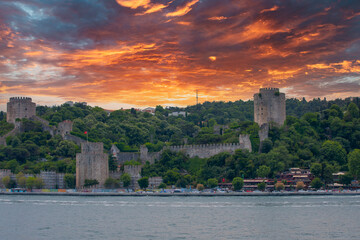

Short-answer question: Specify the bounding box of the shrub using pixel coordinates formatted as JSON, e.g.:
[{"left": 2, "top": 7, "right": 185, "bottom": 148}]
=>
[{"left": 232, "top": 177, "right": 244, "bottom": 191}]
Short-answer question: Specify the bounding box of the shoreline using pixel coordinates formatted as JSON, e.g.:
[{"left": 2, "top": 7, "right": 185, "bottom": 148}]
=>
[{"left": 1, "top": 191, "right": 360, "bottom": 197}]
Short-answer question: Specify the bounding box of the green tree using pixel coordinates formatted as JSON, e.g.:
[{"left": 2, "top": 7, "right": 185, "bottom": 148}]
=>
[
  {"left": 84, "top": 179, "right": 99, "bottom": 188},
  {"left": 339, "top": 173, "right": 353, "bottom": 186},
  {"left": 158, "top": 183, "right": 167, "bottom": 189},
  {"left": 207, "top": 178, "right": 218, "bottom": 188},
  {"left": 2, "top": 176, "right": 13, "bottom": 188},
  {"left": 232, "top": 177, "right": 244, "bottom": 191},
  {"left": 16, "top": 172, "right": 26, "bottom": 188},
  {"left": 321, "top": 140, "right": 347, "bottom": 165},
  {"left": 196, "top": 184, "right": 204, "bottom": 191},
  {"left": 108, "top": 156, "right": 118, "bottom": 171},
  {"left": 163, "top": 169, "right": 181, "bottom": 185},
  {"left": 121, "top": 173, "right": 131, "bottom": 189},
  {"left": 104, "top": 177, "right": 119, "bottom": 189},
  {"left": 348, "top": 149, "right": 360, "bottom": 179},
  {"left": 256, "top": 165, "right": 271, "bottom": 178},
  {"left": 17, "top": 176, "right": 27, "bottom": 188},
  {"left": 257, "top": 182, "right": 266, "bottom": 191},
  {"left": 296, "top": 181, "right": 305, "bottom": 190},
  {"left": 310, "top": 163, "right": 322, "bottom": 178},
  {"left": 64, "top": 173, "right": 76, "bottom": 188},
  {"left": 275, "top": 182, "right": 285, "bottom": 191},
  {"left": 310, "top": 177, "right": 323, "bottom": 190},
  {"left": 344, "top": 102, "right": 359, "bottom": 121},
  {"left": 26, "top": 176, "right": 36, "bottom": 189},
  {"left": 138, "top": 177, "right": 149, "bottom": 190},
  {"left": 34, "top": 177, "right": 44, "bottom": 189},
  {"left": 260, "top": 139, "right": 273, "bottom": 153}
]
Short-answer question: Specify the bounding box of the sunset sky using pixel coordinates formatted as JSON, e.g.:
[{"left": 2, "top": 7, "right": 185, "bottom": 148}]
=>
[{"left": 1, "top": 0, "right": 360, "bottom": 111}]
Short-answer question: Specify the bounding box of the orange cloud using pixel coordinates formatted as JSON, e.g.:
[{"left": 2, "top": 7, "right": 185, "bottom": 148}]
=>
[
  {"left": 208, "top": 16, "right": 228, "bottom": 21},
  {"left": 260, "top": 5, "right": 279, "bottom": 13},
  {"left": 115, "top": 0, "right": 168, "bottom": 15},
  {"left": 1, "top": 0, "right": 359, "bottom": 111},
  {"left": 59, "top": 43, "right": 158, "bottom": 67},
  {"left": 166, "top": 0, "right": 199, "bottom": 17},
  {"left": 307, "top": 60, "right": 360, "bottom": 73},
  {"left": 208, "top": 56, "right": 216, "bottom": 61}
]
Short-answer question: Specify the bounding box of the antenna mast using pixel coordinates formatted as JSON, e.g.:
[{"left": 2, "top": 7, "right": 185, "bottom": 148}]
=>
[{"left": 196, "top": 90, "right": 198, "bottom": 105}]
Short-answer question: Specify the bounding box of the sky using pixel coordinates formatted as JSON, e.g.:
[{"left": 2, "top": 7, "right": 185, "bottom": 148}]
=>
[{"left": 0, "top": 0, "right": 360, "bottom": 111}]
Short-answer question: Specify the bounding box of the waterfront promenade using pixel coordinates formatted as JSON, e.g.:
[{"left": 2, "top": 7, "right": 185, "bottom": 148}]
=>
[{"left": 1, "top": 190, "right": 360, "bottom": 197}]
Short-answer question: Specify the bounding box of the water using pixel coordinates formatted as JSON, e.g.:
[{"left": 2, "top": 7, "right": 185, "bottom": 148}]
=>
[{"left": 0, "top": 195, "right": 360, "bottom": 240}]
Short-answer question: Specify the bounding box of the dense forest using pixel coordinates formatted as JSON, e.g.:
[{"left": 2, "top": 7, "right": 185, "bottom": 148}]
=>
[{"left": 0, "top": 97, "right": 360, "bottom": 187}]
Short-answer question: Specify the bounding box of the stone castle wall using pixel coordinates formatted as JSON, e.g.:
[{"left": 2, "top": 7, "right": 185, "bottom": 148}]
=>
[
  {"left": 31, "top": 115, "right": 55, "bottom": 136},
  {"left": 0, "top": 169, "right": 67, "bottom": 189},
  {"left": 140, "top": 145, "right": 161, "bottom": 164},
  {"left": 254, "top": 88, "right": 286, "bottom": 127},
  {"left": 112, "top": 134, "right": 252, "bottom": 165},
  {"left": 0, "top": 122, "right": 21, "bottom": 146},
  {"left": 118, "top": 152, "right": 140, "bottom": 164},
  {"left": 167, "top": 142, "right": 246, "bottom": 159},
  {"left": 64, "top": 134, "right": 87, "bottom": 145},
  {"left": 57, "top": 120, "right": 73, "bottom": 137},
  {"left": 76, "top": 142, "right": 109, "bottom": 188},
  {"left": 124, "top": 165, "right": 142, "bottom": 189},
  {"left": 6, "top": 97, "right": 36, "bottom": 124}
]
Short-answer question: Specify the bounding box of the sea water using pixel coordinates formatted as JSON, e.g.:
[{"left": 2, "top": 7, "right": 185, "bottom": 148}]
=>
[{"left": 0, "top": 195, "right": 359, "bottom": 240}]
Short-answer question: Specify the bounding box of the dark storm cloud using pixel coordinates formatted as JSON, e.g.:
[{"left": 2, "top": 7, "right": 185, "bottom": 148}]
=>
[{"left": 0, "top": 0, "right": 359, "bottom": 110}]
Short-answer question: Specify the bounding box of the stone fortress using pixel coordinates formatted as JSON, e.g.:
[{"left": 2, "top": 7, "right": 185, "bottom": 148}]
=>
[
  {"left": 1, "top": 88, "right": 285, "bottom": 189},
  {"left": 254, "top": 88, "right": 286, "bottom": 127},
  {"left": 76, "top": 142, "right": 108, "bottom": 188},
  {"left": 6, "top": 97, "right": 36, "bottom": 123}
]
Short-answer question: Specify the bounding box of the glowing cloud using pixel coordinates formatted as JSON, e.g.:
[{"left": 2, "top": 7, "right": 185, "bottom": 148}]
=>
[
  {"left": 166, "top": 0, "right": 199, "bottom": 17},
  {"left": 0, "top": 0, "right": 359, "bottom": 111},
  {"left": 115, "top": 0, "right": 168, "bottom": 15},
  {"left": 260, "top": 5, "right": 279, "bottom": 13},
  {"left": 208, "top": 16, "right": 228, "bottom": 21},
  {"left": 209, "top": 56, "right": 217, "bottom": 61}
]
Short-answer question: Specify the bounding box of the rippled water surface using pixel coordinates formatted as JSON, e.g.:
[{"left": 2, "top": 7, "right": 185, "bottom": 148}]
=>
[{"left": 1, "top": 195, "right": 360, "bottom": 240}]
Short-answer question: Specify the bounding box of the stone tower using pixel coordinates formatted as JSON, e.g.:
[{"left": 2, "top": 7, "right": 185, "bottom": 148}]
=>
[
  {"left": 254, "top": 88, "right": 286, "bottom": 127},
  {"left": 6, "top": 97, "right": 36, "bottom": 123},
  {"left": 76, "top": 142, "right": 109, "bottom": 188},
  {"left": 57, "top": 120, "right": 73, "bottom": 137}
]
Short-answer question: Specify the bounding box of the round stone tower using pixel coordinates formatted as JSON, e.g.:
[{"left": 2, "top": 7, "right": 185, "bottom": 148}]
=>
[
  {"left": 254, "top": 88, "right": 286, "bottom": 127},
  {"left": 6, "top": 97, "right": 36, "bottom": 123}
]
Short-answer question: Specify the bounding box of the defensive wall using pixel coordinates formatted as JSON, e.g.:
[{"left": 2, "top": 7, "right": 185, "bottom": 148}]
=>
[
  {"left": 108, "top": 165, "right": 142, "bottom": 189},
  {"left": 31, "top": 115, "right": 55, "bottom": 136},
  {"left": 111, "top": 134, "right": 252, "bottom": 164},
  {"left": 0, "top": 122, "right": 21, "bottom": 146},
  {"left": 64, "top": 133, "right": 87, "bottom": 145},
  {"left": 0, "top": 169, "right": 67, "bottom": 189},
  {"left": 167, "top": 143, "right": 244, "bottom": 159}
]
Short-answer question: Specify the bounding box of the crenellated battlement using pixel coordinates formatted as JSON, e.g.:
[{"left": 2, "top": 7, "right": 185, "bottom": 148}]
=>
[
  {"left": 259, "top": 87, "right": 279, "bottom": 92},
  {"left": 164, "top": 141, "right": 249, "bottom": 159},
  {"left": 80, "top": 142, "right": 104, "bottom": 154},
  {"left": 169, "top": 143, "right": 240, "bottom": 150},
  {"left": 9, "top": 97, "right": 33, "bottom": 102}
]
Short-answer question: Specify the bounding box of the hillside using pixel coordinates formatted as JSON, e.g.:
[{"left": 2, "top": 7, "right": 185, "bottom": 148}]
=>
[{"left": 0, "top": 97, "right": 360, "bottom": 187}]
